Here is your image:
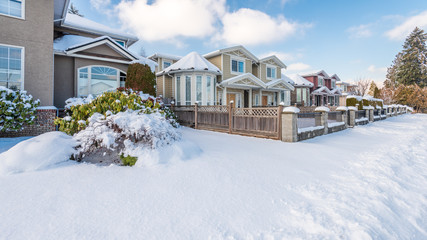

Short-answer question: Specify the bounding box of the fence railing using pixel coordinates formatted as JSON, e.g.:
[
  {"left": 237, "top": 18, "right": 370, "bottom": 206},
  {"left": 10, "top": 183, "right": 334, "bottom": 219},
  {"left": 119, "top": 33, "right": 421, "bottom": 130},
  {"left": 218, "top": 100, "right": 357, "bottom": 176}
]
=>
[
  {"left": 327, "top": 111, "right": 343, "bottom": 124},
  {"left": 356, "top": 110, "right": 366, "bottom": 119},
  {"left": 297, "top": 112, "right": 321, "bottom": 128},
  {"left": 172, "top": 103, "right": 282, "bottom": 139}
]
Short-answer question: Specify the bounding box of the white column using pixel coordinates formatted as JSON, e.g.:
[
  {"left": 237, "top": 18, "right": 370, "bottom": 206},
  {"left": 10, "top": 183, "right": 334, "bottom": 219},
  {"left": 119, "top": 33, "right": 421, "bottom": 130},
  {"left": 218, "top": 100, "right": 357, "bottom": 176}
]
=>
[
  {"left": 249, "top": 88, "right": 253, "bottom": 108},
  {"left": 223, "top": 87, "right": 227, "bottom": 106},
  {"left": 259, "top": 89, "right": 263, "bottom": 106}
]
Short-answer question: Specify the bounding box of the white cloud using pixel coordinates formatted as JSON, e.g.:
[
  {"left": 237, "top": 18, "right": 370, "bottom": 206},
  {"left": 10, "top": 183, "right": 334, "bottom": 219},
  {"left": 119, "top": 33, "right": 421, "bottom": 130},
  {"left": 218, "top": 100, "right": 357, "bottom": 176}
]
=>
[
  {"left": 286, "top": 62, "right": 311, "bottom": 71},
  {"left": 90, "top": 0, "right": 111, "bottom": 11},
  {"left": 218, "top": 8, "right": 310, "bottom": 45},
  {"left": 367, "top": 65, "right": 387, "bottom": 74},
  {"left": 116, "top": 0, "right": 226, "bottom": 42},
  {"left": 347, "top": 24, "right": 372, "bottom": 39},
  {"left": 386, "top": 10, "right": 427, "bottom": 40}
]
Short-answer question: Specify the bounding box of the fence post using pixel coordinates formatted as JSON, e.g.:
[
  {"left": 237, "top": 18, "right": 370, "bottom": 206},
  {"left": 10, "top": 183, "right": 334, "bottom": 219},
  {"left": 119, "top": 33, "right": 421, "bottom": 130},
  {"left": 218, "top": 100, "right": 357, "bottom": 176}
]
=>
[
  {"left": 228, "top": 101, "right": 233, "bottom": 134},
  {"left": 281, "top": 107, "right": 299, "bottom": 142},
  {"left": 348, "top": 107, "right": 356, "bottom": 128},
  {"left": 277, "top": 103, "right": 284, "bottom": 140},
  {"left": 368, "top": 108, "right": 374, "bottom": 122},
  {"left": 315, "top": 107, "right": 329, "bottom": 135},
  {"left": 336, "top": 106, "right": 348, "bottom": 128},
  {"left": 194, "top": 102, "right": 198, "bottom": 129}
]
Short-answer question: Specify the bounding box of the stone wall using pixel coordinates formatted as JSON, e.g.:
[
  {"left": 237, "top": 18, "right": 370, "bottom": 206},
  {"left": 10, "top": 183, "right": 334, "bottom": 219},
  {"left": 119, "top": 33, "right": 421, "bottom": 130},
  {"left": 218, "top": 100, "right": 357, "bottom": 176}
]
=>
[{"left": 0, "top": 108, "right": 57, "bottom": 137}]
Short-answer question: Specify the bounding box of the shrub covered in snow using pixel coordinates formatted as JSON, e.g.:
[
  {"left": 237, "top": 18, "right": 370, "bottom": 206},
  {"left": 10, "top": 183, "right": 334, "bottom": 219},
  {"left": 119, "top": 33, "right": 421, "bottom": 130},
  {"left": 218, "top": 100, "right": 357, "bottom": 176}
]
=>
[
  {"left": 55, "top": 89, "right": 180, "bottom": 165},
  {"left": 0, "top": 87, "right": 40, "bottom": 132}
]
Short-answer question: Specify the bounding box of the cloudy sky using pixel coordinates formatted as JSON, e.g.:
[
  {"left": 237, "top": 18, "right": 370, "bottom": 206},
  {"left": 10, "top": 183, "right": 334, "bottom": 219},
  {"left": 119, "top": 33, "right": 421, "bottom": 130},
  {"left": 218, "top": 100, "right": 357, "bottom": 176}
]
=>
[{"left": 71, "top": 0, "right": 427, "bottom": 86}]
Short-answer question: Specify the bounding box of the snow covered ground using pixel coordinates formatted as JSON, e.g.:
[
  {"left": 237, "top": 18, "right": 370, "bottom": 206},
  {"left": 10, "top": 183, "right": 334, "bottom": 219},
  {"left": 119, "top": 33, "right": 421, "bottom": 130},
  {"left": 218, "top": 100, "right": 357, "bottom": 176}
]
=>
[{"left": 1, "top": 114, "right": 427, "bottom": 239}]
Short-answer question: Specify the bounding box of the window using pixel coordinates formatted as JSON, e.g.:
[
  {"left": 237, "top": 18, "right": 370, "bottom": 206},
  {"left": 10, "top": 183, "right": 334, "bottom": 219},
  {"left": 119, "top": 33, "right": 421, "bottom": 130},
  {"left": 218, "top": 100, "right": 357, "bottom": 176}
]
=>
[
  {"left": 163, "top": 61, "right": 171, "bottom": 69},
  {"left": 267, "top": 66, "right": 276, "bottom": 79},
  {"left": 318, "top": 76, "right": 324, "bottom": 86},
  {"left": 332, "top": 80, "right": 336, "bottom": 88},
  {"left": 302, "top": 88, "right": 307, "bottom": 104},
  {"left": 296, "top": 88, "right": 301, "bottom": 102},
  {"left": 231, "top": 59, "right": 244, "bottom": 73},
  {"left": 196, "top": 75, "right": 202, "bottom": 103},
  {"left": 77, "top": 66, "right": 125, "bottom": 97},
  {"left": 176, "top": 76, "right": 181, "bottom": 105},
  {"left": 0, "top": 44, "right": 23, "bottom": 90},
  {"left": 0, "top": 0, "right": 24, "bottom": 18},
  {"left": 206, "top": 75, "right": 212, "bottom": 105},
  {"left": 185, "top": 76, "right": 191, "bottom": 105},
  {"left": 116, "top": 40, "right": 125, "bottom": 47},
  {"left": 255, "top": 94, "right": 259, "bottom": 106}
]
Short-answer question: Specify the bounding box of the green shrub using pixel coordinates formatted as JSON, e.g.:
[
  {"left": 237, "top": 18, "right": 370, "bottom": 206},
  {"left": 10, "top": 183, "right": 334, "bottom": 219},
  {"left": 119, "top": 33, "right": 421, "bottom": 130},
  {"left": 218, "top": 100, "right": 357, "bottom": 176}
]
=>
[
  {"left": 125, "top": 63, "right": 156, "bottom": 96},
  {"left": 55, "top": 89, "right": 177, "bottom": 135},
  {"left": 120, "top": 154, "right": 138, "bottom": 166},
  {"left": 346, "top": 97, "right": 363, "bottom": 110},
  {"left": 0, "top": 87, "right": 40, "bottom": 132}
]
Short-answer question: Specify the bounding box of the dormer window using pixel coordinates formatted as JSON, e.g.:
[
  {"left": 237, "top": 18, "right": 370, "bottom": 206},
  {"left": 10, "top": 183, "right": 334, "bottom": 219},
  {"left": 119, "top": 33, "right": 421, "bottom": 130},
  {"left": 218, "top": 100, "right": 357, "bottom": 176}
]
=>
[
  {"left": 231, "top": 59, "right": 244, "bottom": 73},
  {"left": 115, "top": 40, "right": 126, "bottom": 47},
  {"left": 163, "top": 61, "right": 171, "bottom": 69},
  {"left": 267, "top": 66, "right": 276, "bottom": 79},
  {"left": 0, "top": 0, "right": 24, "bottom": 19}
]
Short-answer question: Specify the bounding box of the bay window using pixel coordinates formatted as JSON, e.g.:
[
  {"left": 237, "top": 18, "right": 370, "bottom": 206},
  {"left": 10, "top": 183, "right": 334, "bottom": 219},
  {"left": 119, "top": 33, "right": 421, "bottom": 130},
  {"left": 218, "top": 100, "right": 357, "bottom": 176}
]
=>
[
  {"left": 206, "top": 75, "right": 212, "bottom": 105},
  {"left": 0, "top": 44, "right": 23, "bottom": 90},
  {"left": 185, "top": 76, "right": 191, "bottom": 105},
  {"left": 196, "top": 75, "right": 202, "bottom": 103},
  {"left": 176, "top": 76, "right": 181, "bottom": 105}
]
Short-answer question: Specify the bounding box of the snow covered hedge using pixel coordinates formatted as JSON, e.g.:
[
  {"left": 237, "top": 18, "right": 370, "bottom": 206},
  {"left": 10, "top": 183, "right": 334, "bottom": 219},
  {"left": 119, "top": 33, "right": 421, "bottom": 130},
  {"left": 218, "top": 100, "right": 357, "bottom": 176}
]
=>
[
  {"left": 0, "top": 87, "right": 40, "bottom": 132},
  {"left": 55, "top": 89, "right": 179, "bottom": 165}
]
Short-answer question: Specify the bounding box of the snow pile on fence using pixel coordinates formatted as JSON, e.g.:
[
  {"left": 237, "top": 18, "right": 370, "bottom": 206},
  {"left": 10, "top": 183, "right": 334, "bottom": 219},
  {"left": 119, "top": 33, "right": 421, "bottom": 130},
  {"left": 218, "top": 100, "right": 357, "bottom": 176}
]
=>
[{"left": 0, "top": 132, "right": 77, "bottom": 175}]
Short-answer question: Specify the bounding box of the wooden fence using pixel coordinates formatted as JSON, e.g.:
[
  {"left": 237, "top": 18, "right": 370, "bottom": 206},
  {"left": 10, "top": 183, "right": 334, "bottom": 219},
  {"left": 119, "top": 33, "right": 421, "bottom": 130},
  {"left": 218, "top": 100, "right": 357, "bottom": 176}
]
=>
[{"left": 172, "top": 103, "right": 283, "bottom": 139}]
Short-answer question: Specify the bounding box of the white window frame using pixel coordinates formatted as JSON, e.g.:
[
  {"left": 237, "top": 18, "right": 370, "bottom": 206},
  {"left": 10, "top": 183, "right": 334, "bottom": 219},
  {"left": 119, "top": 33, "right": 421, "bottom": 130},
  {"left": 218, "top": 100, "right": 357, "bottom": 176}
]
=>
[
  {"left": 266, "top": 64, "right": 277, "bottom": 80},
  {"left": 230, "top": 56, "right": 245, "bottom": 75},
  {"left": 0, "top": 0, "right": 25, "bottom": 20},
  {"left": 163, "top": 60, "right": 172, "bottom": 69},
  {"left": 196, "top": 75, "right": 202, "bottom": 103},
  {"left": 318, "top": 76, "right": 324, "bottom": 86},
  {"left": 115, "top": 40, "right": 126, "bottom": 48},
  {"left": 77, "top": 65, "right": 125, "bottom": 97},
  {"left": 185, "top": 75, "right": 191, "bottom": 105},
  {"left": 175, "top": 75, "right": 181, "bottom": 106},
  {"left": 0, "top": 43, "right": 24, "bottom": 90}
]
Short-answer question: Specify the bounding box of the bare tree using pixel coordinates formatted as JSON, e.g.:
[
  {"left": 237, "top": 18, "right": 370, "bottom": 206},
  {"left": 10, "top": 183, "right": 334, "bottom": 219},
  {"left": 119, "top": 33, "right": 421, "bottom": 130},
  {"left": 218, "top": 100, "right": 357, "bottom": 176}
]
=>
[{"left": 354, "top": 78, "right": 371, "bottom": 96}]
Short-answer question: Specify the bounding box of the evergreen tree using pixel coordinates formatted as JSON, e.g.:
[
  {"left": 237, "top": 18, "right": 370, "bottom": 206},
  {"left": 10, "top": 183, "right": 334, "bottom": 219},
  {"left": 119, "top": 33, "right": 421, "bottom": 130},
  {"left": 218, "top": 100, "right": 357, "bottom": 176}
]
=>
[
  {"left": 68, "top": 3, "right": 84, "bottom": 17},
  {"left": 386, "top": 27, "right": 427, "bottom": 87},
  {"left": 125, "top": 63, "right": 156, "bottom": 96},
  {"left": 368, "top": 81, "right": 380, "bottom": 98}
]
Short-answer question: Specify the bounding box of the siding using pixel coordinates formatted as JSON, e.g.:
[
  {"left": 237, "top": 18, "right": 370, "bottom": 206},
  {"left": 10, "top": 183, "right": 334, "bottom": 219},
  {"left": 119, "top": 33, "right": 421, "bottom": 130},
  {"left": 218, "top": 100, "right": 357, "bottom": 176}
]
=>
[
  {"left": 207, "top": 55, "right": 221, "bottom": 71},
  {"left": 164, "top": 75, "right": 173, "bottom": 98},
  {"left": 222, "top": 54, "right": 232, "bottom": 80},
  {"left": 156, "top": 76, "right": 163, "bottom": 97},
  {"left": 252, "top": 63, "right": 259, "bottom": 78},
  {"left": 79, "top": 44, "right": 126, "bottom": 59},
  {"left": 245, "top": 59, "right": 252, "bottom": 74},
  {"left": 260, "top": 63, "right": 267, "bottom": 82},
  {"left": 54, "top": 55, "right": 74, "bottom": 108}
]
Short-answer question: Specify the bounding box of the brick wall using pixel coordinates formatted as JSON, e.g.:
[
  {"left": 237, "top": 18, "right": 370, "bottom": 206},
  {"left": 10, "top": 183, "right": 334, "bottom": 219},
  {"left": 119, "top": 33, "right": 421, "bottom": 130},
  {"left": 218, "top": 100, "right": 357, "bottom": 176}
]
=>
[{"left": 0, "top": 108, "right": 57, "bottom": 137}]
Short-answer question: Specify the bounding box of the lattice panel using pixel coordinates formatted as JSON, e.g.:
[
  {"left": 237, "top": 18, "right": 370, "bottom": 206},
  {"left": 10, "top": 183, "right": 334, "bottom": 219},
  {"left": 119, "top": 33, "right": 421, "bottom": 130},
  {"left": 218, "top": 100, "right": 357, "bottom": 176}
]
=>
[
  {"left": 234, "top": 108, "right": 278, "bottom": 117},
  {"left": 198, "top": 106, "right": 229, "bottom": 113}
]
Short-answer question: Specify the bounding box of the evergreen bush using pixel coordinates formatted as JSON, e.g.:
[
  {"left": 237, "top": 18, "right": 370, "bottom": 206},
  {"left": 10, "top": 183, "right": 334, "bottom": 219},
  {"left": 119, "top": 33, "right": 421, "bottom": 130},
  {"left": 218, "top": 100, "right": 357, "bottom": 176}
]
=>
[{"left": 125, "top": 63, "right": 156, "bottom": 96}]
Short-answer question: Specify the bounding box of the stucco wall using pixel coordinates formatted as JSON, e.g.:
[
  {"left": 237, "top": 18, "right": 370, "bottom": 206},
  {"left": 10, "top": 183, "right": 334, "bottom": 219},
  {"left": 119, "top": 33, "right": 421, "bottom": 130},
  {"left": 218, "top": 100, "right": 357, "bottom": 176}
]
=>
[{"left": 0, "top": 0, "right": 54, "bottom": 105}]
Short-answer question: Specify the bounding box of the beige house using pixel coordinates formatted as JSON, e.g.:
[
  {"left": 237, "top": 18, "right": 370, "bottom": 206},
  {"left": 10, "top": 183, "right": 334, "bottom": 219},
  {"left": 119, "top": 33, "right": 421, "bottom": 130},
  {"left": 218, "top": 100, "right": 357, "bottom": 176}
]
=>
[
  {"left": 153, "top": 46, "right": 294, "bottom": 107},
  {"left": 1, "top": 0, "right": 156, "bottom": 108}
]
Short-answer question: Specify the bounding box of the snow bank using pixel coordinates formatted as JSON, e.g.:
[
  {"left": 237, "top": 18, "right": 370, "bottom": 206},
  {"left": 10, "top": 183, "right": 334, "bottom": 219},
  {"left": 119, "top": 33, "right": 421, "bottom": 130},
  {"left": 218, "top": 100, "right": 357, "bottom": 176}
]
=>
[
  {"left": 315, "top": 106, "right": 330, "bottom": 112},
  {"left": 328, "top": 122, "right": 345, "bottom": 128},
  {"left": 0, "top": 132, "right": 77, "bottom": 175},
  {"left": 298, "top": 125, "right": 324, "bottom": 133}
]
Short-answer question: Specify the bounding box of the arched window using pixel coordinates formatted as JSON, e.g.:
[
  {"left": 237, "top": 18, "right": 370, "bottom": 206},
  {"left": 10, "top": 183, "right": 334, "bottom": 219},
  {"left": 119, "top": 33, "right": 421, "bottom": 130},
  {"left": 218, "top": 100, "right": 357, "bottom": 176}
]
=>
[{"left": 78, "top": 66, "right": 126, "bottom": 97}]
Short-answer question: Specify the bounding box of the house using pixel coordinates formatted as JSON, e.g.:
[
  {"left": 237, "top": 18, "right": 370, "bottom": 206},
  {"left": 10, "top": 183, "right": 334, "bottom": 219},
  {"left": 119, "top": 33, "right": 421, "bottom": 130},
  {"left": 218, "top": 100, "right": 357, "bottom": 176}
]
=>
[
  {"left": 0, "top": 0, "right": 156, "bottom": 108},
  {"left": 148, "top": 53, "right": 182, "bottom": 99},
  {"left": 153, "top": 46, "right": 294, "bottom": 108},
  {"left": 336, "top": 79, "right": 357, "bottom": 95},
  {"left": 301, "top": 70, "right": 342, "bottom": 106},
  {"left": 288, "top": 74, "right": 313, "bottom": 106}
]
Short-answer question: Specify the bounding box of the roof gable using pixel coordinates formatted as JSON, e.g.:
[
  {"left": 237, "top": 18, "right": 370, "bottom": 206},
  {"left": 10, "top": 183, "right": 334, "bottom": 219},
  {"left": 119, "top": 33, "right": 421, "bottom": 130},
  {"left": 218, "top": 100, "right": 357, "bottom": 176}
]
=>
[
  {"left": 156, "top": 51, "right": 221, "bottom": 76},
  {"left": 266, "top": 78, "right": 294, "bottom": 91},
  {"left": 204, "top": 45, "right": 259, "bottom": 62},
  {"left": 259, "top": 55, "right": 287, "bottom": 68},
  {"left": 220, "top": 73, "right": 267, "bottom": 88}
]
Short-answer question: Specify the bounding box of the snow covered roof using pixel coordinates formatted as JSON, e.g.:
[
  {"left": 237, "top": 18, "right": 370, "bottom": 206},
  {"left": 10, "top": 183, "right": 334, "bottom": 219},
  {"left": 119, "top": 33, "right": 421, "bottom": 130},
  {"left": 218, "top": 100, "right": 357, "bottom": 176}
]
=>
[
  {"left": 266, "top": 78, "right": 295, "bottom": 91},
  {"left": 62, "top": 14, "right": 138, "bottom": 45},
  {"left": 312, "top": 86, "right": 332, "bottom": 95},
  {"left": 301, "top": 70, "right": 330, "bottom": 79},
  {"left": 330, "top": 74, "right": 341, "bottom": 82},
  {"left": 330, "top": 88, "right": 342, "bottom": 95},
  {"left": 220, "top": 73, "right": 267, "bottom": 88},
  {"left": 156, "top": 52, "right": 222, "bottom": 76},
  {"left": 282, "top": 74, "right": 294, "bottom": 85},
  {"left": 288, "top": 74, "right": 314, "bottom": 87},
  {"left": 204, "top": 45, "right": 259, "bottom": 62},
  {"left": 148, "top": 53, "right": 182, "bottom": 61},
  {"left": 259, "top": 55, "right": 287, "bottom": 68}
]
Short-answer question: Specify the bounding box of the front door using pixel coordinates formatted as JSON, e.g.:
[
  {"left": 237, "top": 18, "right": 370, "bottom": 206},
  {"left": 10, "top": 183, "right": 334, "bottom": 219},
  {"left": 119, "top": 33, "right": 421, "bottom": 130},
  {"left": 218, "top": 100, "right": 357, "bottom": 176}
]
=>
[
  {"left": 227, "top": 93, "right": 236, "bottom": 108},
  {"left": 262, "top": 95, "right": 268, "bottom": 106}
]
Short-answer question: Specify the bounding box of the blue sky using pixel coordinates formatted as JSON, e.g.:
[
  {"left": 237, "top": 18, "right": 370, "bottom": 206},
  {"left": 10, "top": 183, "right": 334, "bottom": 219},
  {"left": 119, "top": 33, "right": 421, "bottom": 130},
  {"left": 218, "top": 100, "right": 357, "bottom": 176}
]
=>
[{"left": 71, "top": 0, "right": 427, "bottom": 86}]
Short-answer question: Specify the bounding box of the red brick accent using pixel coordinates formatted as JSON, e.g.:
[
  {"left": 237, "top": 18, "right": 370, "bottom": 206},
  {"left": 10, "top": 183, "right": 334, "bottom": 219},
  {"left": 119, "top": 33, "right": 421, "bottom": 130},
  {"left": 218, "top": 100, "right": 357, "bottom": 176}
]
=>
[{"left": 0, "top": 108, "right": 57, "bottom": 137}]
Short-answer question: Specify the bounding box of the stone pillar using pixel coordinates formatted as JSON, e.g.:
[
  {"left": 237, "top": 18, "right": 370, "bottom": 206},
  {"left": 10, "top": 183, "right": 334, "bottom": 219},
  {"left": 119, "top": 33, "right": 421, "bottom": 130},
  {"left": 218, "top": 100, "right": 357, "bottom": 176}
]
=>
[
  {"left": 315, "top": 107, "right": 329, "bottom": 135},
  {"left": 348, "top": 107, "right": 356, "bottom": 127},
  {"left": 336, "top": 107, "right": 348, "bottom": 128},
  {"left": 365, "top": 109, "right": 370, "bottom": 121},
  {"left": 281, "top": 107, "right": 299, "bottom": 142},
  {"left": 369, "top": 109, "right": 374, "bottom": 122}
]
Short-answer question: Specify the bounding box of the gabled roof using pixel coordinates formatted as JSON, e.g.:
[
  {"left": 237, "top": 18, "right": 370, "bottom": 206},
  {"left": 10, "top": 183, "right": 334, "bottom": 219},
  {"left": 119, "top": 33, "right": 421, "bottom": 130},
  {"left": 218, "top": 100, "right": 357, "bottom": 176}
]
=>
[
  {"left": 61, "top": 14, "right": 138, "bottom": 46},
  {"left": 204, "top": 45, "right": 259, "bottom": 62},
  {"left": 266, "top": 78, "right": 295, "bottom": 91},
  {"left": 312, "top": 86, "right": 332, "bottom": 95},
  {"left": 301, "top": 70, "right": 330, "bottom": 79},
  {"left": 148, "top": 53, "right": 182, "bottom": 61},
  {"left": 220, "top": 73, "right": 267, "bottom": 88},
  {"left": 282, "top": 74, "right": 294, "bottom": 85},
  {"left": 259, "top": 55, "right": 287, "bottom": 69},
  {"left": 330, "top": 74, "right": 341, "bottom": 82},
  {"left": 54, "top": 35, "right": 138, "bottom": 61},
  {"left": 156, "top": 52, "right": 222, "bottom": 76},
  {"left": 288, "top": 74, "right": 314, "bottom": 87},
  {"left": 330, "top": 88, "right": 342, "bottom": 95}
]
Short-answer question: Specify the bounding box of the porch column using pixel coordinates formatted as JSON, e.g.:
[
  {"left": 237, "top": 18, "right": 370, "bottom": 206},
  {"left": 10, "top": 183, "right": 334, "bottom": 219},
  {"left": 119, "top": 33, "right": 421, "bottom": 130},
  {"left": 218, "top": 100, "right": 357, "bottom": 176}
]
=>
[
  {"left": 223, "top": 87, "right": 227, "bottom": 106},
  {"left": 312, "top": 94, "right": 315, "bottom": 106},
  {"left": 276, "top": 91, "right": 280, "bottom": 105},
  {"left": 321, "top": 95, "right": 324, "bottom": 106},
  {"left": 259, "top": 89, "right": 263, "bottom": 106},
  {"left": 249, "top": 88, "right": 253, "bottom": 108}
]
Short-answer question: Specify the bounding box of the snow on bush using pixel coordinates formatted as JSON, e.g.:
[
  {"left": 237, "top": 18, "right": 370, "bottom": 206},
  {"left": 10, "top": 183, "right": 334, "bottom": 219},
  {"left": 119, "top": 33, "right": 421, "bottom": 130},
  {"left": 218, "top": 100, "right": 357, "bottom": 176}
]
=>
[
  {"left": 55, "top": 89, "right": 180, "bottom": 165},
  {"left": 0, "top": 87, "right": 40, "bottom": 132},
  {"left": 0, "top": 132, "right": 77, "bottom": 175}
]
